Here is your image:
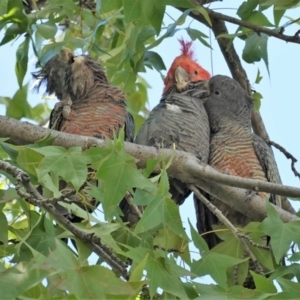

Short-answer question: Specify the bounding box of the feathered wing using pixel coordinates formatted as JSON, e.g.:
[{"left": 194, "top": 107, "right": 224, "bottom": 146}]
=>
[
  {"left": 135, "top": 82, "right": 210, "bottom": 205},
  {"left": 252, "top": 134, "right": 281, "bottom": 205}
]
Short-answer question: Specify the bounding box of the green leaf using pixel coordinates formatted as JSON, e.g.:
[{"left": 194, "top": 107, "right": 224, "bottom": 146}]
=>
[
  {"left": 289, "top": 251, "right": 300, "bottom": 262},
  {"left": 36, "top": 20, "right": 57, "bottom": 40},
  {"left": 16, "top": 147, "right": 43, "bottom": 176},
  {"left": 32, "top": 146, "right": 88, "bottom": 191},
  {"left": 146, "top": 255, "right": 189, "bottom": 299},
  {"left": 66, "top": 265, "right": 143, "bottom": 299},
  {"left": 86, "top": 222, "right": 125, "bottom": 255},
  {"left": 269, "top": 264, "right": 300, "bottom": 281},
  {"left": 153, "top": 227, "right": 189, "bottom": 253},
  {"left": 186, "top": 27, "right": 212, "bottom": 48},
  {"left": 0, "top": 23, "right": 23, "bottom": 46},
  {"left": 261, "top": 0, "right": 295, "bottom": 7},
  {"left": 269, "top": 278, "right": 300, "bottom": 299},
  {"left": 15, "top": 35, "right": 30, "bottom": 88},
  {"left": 132, "top": 186, "right": 157, "bottom": 206},
  {"left": 193, "top": 283, "right": 272, "bottom": 299},
  {"left": 194, "top": 5, "right": 212, "bottom": 26},
  {"left": 255, "top": 69, "right": 263, "bottom": 83},
  {"left": 0, "top": 188, "right": 19, "bottom": 204},
  {"left": 0, "top": 210, "right": 8, "bottom": 245},
  {"left": 242, "top": 33, "right": 269, "bottom": 75},
  {"left": 246, "top": 11, "right": 274, "bottom": 27},
  {"left": 237, "top": 0, "right": 259, "bottom": 19},
  {"left": 252, "top": 91, "right": 263, "bottom": 110},
  {"left": 6, "top": 85, "right": 32, "bottom": 119},
  {"left": 13, "top": 213, "right": 56, "bottom": 262},
  {"left": 0, "top": 141, "right": 19, "bottom": 160},
  {"left": 0, "top": 0, "right": 8, "bottom": 15},
  {"left": 0, "top": 258, "right": 51, "bottom": 299},
  {"left": 101, "top": 0, "right": 122, "bottom": 13},
  {"left": 250, "top": 271, "right": 277, "bottom": 293},
  {"left": 130, "top": 253, "right": 148, "bottom": 281},
  {"left": 164, "top": 0, "right": 194, "bottom": 8},
  {"left": 112, "top": 68, "right": 137, "bottom": 92},
  {"left": 0, "top": 0, "right": 28, "bottom": 31},
  {"left": 96, "top": 148, "right": 154, "bottom": 219},
  {"left": 141, "top": 1, "right": 165, "bottom": 34},
  {"left": 189, "top": 219, "right": 209, "bottom": 254},
  {"left": 124, "top": 0, "right": 142, "bottom": 23},
  {"left": 135, "top": 170, "right": 189, "bottom": 241},
  {"left": 273, "top": 7, "right": 286, "bottom": 26},
  {"left": 144, "top": 51, "right": 166, "bottom": 71},
  {"left": 191, "top": 252, "right": 247, "bottom": 288},
  {"left": 259, "top": 201, "right": 300, "bottom": 263},
  {"left": 21, "top": 283, "right": 50, "bottom": 299}
]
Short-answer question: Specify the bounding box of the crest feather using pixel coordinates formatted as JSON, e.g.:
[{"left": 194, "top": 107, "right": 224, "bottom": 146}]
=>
[{"left": 178, "top": 39, "right": 195, "bottom": 60}]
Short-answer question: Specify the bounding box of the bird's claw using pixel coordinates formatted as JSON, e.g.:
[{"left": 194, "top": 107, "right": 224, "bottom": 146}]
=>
[
  {"left": 244, "top": 190, "right": 257, "bottom": 202},
  {"left": 93, "top": 133, "right": 106, "bottom": 140}
]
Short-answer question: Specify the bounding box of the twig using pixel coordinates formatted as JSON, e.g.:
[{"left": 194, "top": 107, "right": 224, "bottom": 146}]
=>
[
  {"left": 43, "top": 190, "right": 77, "bottom": 204},
  {"left": 190, "top": 184, "right": 265, "bottom": 277},
  {"left": 238, "top": 233, "right": 270, "bottom": 250},
  {"left": 268, "top": 140, "right": 300, "bottom": 180},
  {"left": 294, "top": 29, "right": 300, "bottom": 37},
  {"left": 204, "top": 8, "right": 300, "bottom": 44},
  {"left": 0, "top": 159, "right": 129, "bottom": 280}
]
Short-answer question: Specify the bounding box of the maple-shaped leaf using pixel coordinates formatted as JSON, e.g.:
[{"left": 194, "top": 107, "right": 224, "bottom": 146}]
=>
[
  {"left": 33, "top": 146, "right": 88, "bottom": 191},
  {"left": 259, "top": 201, "right": 300, "bottom": 263},
  {"left": 146, "top": 254, "right": 189, "bottom": 299},
  {"left": 135, "top": 170, "right": 189, "bottom": 241},
  {"left": 191, "top": 252, "right": 248, "bottom": 288},
  {"left": 95, "top": 148, "right": 154, "bottom": 219}
]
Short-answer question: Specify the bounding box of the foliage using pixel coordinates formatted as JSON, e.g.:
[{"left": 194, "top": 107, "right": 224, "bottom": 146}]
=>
[{"left": 0, "top": 0, "right": 300, "bottom": 298}]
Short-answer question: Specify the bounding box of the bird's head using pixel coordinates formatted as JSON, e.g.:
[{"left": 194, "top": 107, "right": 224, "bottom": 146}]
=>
[
  {"left": 32, "top": 47, "right": 74, "bottom": 98},
  {"left": 163, "top": 39, "right": 211, "bottom": 93}
]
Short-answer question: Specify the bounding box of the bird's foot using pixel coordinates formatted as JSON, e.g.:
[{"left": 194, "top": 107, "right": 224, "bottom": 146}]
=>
[
  {"left": 244, "top": 190, "right": 258, "bottom": 202},
  {"left": 62, "top": 98, "right": 72, "bottom": 120},
  {"left": 154, "top": 138, "right": 165, "bottom": 150},
  {"left": 93, "top": 133, "right": 106, "bottom": 140}
]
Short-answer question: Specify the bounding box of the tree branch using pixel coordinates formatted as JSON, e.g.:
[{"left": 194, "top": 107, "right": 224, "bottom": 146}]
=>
[
  {"left": 191, "top": 185, "right": 265, "bottom": 276},
  {"left": 207, "top": 8, "right": 300, "bottom": 44},
  {"left": 268, "top": 140, "right": 300, "bottom": 180},
  {"left": 0, "top": 116, "right": 298, "bottom": 223},
  {"left": 0, "top": 159, "right": 129, "bottom": 280}
]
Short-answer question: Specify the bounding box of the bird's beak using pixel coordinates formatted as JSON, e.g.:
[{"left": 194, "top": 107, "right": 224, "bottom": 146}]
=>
[{"left": 175, "top": 66, "right": 189, "bottom": 92}]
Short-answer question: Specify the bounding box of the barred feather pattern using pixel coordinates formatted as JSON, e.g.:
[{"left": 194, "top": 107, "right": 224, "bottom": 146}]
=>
[
  {"left": 49, "top": 55, "right": 134, "bottom": 141},
  {"left": 209, "top": 125, "right": 268, "bottom": 226},
  {"left": 51, "top": 83, "right": 129, "bottom": 139}
]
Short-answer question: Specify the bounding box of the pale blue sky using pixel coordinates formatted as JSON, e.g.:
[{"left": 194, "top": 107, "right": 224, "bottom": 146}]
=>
[{"left": 0, "top": 2, "right": 299, "bottom": 286}]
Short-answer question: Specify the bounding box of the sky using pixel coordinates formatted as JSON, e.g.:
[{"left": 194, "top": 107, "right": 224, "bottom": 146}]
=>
[{"left": 0, "top": 2, "right": 299, "bottom": 286}]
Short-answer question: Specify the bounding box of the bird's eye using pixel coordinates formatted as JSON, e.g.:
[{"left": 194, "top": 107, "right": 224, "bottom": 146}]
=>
[
  {"left": 215, "top": 90, "right": 220, "bottom": 95},
  {"left": 194, "top": 70, "right": 198, "bottom": 75}
]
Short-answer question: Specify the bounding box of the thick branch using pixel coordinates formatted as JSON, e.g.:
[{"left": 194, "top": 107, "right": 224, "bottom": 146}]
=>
[{"left": 0, "top": 116, "right": 297, "bottom": 222}]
